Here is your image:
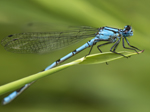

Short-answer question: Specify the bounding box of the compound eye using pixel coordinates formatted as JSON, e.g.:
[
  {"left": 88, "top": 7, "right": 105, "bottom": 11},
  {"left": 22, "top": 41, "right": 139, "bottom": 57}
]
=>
[{"left": 126, "top": 25, "right": 131, "bottom": 31}]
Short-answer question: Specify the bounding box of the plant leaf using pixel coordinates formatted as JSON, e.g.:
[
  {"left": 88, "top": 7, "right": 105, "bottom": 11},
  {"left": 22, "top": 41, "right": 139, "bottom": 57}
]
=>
[
  {"left": 80, "top": 50, "right": 144, "bottom": 64},
  {"left": 0, "top": 50, "right": 144, "bottom": 96}
]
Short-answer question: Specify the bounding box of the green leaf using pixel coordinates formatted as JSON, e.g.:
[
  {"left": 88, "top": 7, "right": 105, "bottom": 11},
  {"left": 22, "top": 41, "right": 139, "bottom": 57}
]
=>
[
  {"left": 80, "top": 50, "right": 144, "bottom": 64},
  {"left": 0, "top": 50, "right": 144, "bottom": 96}
]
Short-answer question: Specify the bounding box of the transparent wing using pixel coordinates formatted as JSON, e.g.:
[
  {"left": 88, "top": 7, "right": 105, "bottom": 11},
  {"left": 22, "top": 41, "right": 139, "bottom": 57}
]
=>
[{"left": 1, "top": 26, "right": 98, "bottom": 53}]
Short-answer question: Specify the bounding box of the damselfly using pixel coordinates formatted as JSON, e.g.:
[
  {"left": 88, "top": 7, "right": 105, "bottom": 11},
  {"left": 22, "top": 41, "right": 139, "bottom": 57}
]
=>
[{"left": 1, "top": 25, "right": 141, "bottom": 105}]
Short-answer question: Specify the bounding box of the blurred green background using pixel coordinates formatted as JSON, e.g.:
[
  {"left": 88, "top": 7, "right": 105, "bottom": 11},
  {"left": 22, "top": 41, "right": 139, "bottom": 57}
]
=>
[{"left": 0, "top": 0, "right": 150, "bottom": 112}]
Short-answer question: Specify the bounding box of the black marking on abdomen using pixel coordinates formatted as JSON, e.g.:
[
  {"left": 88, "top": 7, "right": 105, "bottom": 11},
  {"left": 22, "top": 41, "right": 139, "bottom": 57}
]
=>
[
  {"left": 87, "top": 41, "right": 90, "bottom": 47},
  {"left": 56, "top": 59, "right": 60, "bottom": 65},
  {"left": 72, "top": 49, "right": 77, "bottom": 55}
]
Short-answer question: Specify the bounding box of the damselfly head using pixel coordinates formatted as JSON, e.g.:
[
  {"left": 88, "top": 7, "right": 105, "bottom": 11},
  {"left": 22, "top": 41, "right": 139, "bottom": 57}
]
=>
[{"left": 122, "top": 25, "right": 133, "bottom": 37}]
